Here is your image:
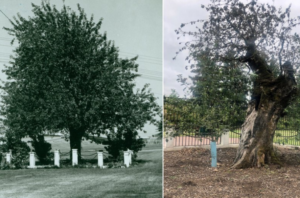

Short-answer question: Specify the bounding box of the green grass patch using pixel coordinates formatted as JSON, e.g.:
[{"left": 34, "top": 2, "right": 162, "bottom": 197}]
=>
[
  {"left": 273, "top": 130, "right": 300, "bottom": 146},
  {"left": 230, "top": 129, "right": 300, "bottom": 146}
]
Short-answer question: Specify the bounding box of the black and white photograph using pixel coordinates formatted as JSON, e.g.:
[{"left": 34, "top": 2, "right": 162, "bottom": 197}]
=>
[{"left": 0, "top": 0, "right": 162, "bottom": 197}]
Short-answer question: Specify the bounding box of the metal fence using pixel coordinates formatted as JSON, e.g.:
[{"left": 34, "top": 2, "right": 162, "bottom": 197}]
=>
[
  {"left": 164, "top": 97, "right": 223, "bottom": 147},
  {"left": 229, "top": 126, "right": 242, "bottom": 144},
  {"left": 228, "top": 117, "right": 300, "bottom": 146},
  {"left": 173, "top": 135, "right": 221, "bottom": 146},
  {"left": 164, "top": 97, "right": 300, "bottom": 147}
]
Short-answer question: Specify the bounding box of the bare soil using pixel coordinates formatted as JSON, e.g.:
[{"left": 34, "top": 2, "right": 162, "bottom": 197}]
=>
[{"left": 164, "top": 146, "right": 300, "bottom": 198}]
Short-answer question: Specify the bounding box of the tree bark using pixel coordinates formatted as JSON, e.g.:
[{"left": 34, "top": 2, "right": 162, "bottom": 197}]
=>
[
  {"left": 232, "top": 70, "right": 297, "bottom": 168},
  {"left": 69, "top": 127, "right": 85, "bottom": 162}
]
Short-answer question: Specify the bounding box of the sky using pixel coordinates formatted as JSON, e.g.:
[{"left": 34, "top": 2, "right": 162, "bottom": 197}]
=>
[
  {"left": 0, "top": 0, "right": 162, "bottom": 138},
  {"left": 164, "top": 0, "right": 300, "bottom": 98}
]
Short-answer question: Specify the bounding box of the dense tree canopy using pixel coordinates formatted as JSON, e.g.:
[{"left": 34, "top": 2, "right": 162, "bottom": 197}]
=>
[{"left": 1, "top": 2, "right": 160, "bottom": 158}]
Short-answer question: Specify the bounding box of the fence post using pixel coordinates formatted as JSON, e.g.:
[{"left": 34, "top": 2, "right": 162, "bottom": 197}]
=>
[
  {"left": 28, "top": 152, "right": 36, "bottom": 168},
  {"left": 165, "top": 137, "right": 174, "bottom": 148},
  {"left": 164, "top": 127, "right": 175, "bottom": 149},
  {"left": 210, "top": 141, "right": 217, "bottom": 167},
  {"left": 72, "top": 149, "right": 78, "bottom": 166},
  {"left": 124, "top": 150, "right": 130, "bottom": 167},
  {"left": 6, "top": 152, "right": 11, "bottom": 164},
  {"left": 221, "top": 131, "right": 230, "bottom": 146},
  {"left": 127, "top": 149, "right": 132, "bottom": 165},
  {"left": 97, "top": 151, "right": 103, "bottom": 168},
  {"left": 54, "top": 150, "right": 60, "bottom": 167}
]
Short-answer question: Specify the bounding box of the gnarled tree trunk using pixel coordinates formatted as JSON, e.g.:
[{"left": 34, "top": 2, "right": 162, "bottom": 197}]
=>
[{"left": 232, "top": 67, "right": 297, "bottom": 168}]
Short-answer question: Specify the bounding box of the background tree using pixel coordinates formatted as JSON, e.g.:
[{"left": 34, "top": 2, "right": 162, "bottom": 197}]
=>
[
  {"left": 0, "top": 128, "right": 30, "bottom": 169},
  {"left": 178, "top": 52, "right": 249, "bottom": 132},
  {"left": 176, "top": 0, "right": 300, "bottom": 168},
  {"left": 101, "top": 85, "right": 160, "bottom": 160},
  {"left": 1, "top": 2, "right": 160, "bottom": 160},
  {"left": 31, "top": 135, "right": 52, "bottom": 164},
  {"left": 103, "top": 129, "right": 145, "bottom": 161},
  {"left": 165, "top": 54, "right": 249, "bottom": 143}
]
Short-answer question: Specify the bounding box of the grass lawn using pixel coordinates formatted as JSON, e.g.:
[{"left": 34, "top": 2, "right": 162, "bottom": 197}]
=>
[
  {"left": 22, "top": 136, "right": 107, "bottom": 153},
  {"left": 273, "top": 130, "right": 300, "bottom": 146},
  {"left": 230, "top": 129, "right": 300, "bottom": 146},
  {"left": 0, "top": 142, "right": 162, "bottom": 198}
]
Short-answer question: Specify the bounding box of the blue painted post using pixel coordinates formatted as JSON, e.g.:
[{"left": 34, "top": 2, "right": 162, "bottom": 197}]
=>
[{"left": 210, "top": 141, "right": 217, "bottom": 167}]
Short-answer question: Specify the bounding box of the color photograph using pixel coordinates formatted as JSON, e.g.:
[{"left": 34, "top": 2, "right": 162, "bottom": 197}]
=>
[{"left": 164, "top": 0, "right": 300, "bottom": 197}]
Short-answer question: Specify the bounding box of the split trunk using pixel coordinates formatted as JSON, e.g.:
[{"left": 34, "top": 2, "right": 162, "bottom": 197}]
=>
[{"left": 232, "top": 70, "right": 297, "bottom": 168}]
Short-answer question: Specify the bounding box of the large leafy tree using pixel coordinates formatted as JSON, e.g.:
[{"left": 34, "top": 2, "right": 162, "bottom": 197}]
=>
[
  {"left": 176, "top": 0, "right": 300, "bottom": 168},
  {"left": 1, "top": 2, "right": 160, "bottom": 159},
  {"left": 178, "top": 54, "right": 249, "bottom": 131}
]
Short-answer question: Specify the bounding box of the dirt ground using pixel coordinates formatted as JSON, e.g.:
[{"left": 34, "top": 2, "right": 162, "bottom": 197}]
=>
[{"left": 164, "top": 146, "right": 300, "bottom": 198}]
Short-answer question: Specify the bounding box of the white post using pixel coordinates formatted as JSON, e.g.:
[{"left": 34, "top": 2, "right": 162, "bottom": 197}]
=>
[
  {"left": 127, "top": 149, "right": 132, "bottom": 164},
  {"left": 164, "top": 127, "right": 175, "bottom": 149},
  {"left": 221, "top": 131, "right": 230, "bottom": 146},
  {"left": 165, "top": 138, "right": 174, "bottom": 148},
  {"left": 6, "top": 152, "right": 11, "bottom": 164},
  {"left": 72, "top": 149, "right": 78, "bottom": 166},
  {"left": 97, "top": 151, "right": 103, "bottom": 168},
  {"left": 54, "top": 150, "right": 60, "bottom": 167},
  {"left": 28, "top": 152, "right": 36, "bottom": 168},
  {"left": 124, "top": 150, "right": 130, "bottom": 167}
]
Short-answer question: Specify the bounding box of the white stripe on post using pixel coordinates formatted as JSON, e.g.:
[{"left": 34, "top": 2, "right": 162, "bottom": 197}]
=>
[
  {"left": 72, "top": 149, "right": 78, "bottom": 166},
  {"left": 54, "top": 150, "right": 60, "bottom": 167},
  {"left": 97, "top": 151, "right": 103, "bottom": 168}
]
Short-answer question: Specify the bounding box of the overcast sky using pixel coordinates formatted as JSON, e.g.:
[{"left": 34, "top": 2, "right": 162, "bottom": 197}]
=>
[
  {"left": 164, "top": 0, "right": 300, "bottom": 98},
  {"left": 0, "top": 0, "right": 162, "bottom": 137}
]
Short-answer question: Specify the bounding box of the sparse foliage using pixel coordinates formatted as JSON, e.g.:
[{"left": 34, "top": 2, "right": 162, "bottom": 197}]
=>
[{"left": 176, "top": 0, "right": 300, "bottom": 168}]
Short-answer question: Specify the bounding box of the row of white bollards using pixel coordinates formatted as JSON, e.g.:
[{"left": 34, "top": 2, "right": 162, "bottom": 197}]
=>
[
  {"left": 4, "top": 149, "right": 133, "bottom": 168},
  {"left": 71, "top": 149, "right": 104, "bottom": 167}
]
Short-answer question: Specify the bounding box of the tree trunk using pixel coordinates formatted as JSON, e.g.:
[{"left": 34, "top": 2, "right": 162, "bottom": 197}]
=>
[
  {"left": 69, "top": 128, "right": 84, "bottom": 162},
  {"left": 232, "top": 72, "right": 297, "bottom": 168}
]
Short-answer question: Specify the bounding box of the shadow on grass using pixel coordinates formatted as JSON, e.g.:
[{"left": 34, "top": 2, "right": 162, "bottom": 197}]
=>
[{"left": 134, "top": 159, "right": 152, "bottom": 164}]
